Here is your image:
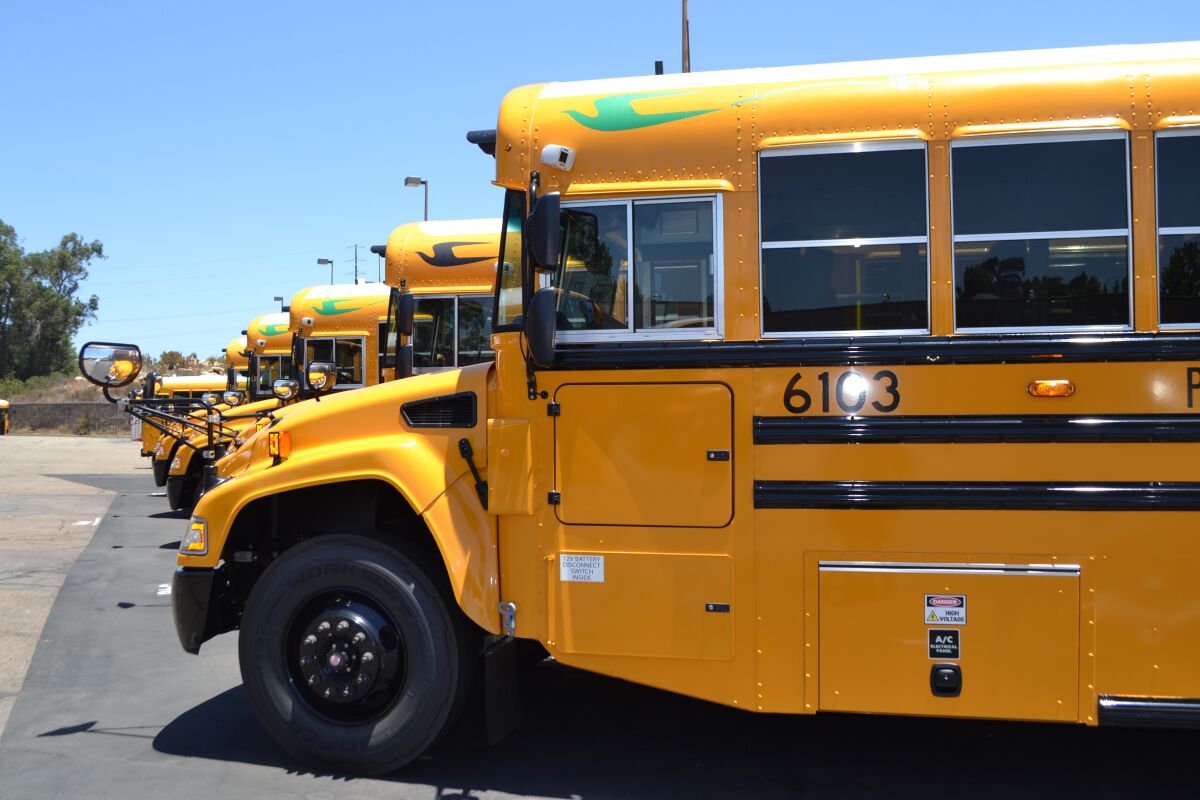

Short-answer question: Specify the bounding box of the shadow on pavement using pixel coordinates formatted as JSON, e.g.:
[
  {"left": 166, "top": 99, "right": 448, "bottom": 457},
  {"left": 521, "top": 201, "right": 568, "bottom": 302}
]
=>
[
  {"left": 44, "top": 474, "right": 144, "bottom": 493},
  {"left": 152, "top": 659, "right": 1200, "bottom": 798}
]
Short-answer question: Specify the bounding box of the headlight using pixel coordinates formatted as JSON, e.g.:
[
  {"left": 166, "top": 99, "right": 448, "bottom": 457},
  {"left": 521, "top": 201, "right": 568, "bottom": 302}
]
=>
[
  {"left": 181, "top": 516, "right": 207, "bottom": 555},
  {"left": 171, "top": 455, "right": 183, "bottom": 471}
]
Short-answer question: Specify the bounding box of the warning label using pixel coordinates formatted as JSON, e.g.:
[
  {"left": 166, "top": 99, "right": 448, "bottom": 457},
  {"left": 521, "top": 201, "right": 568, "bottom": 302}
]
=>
[
  {"left": 924, "top": 594, "right": 966, "bottom": 625},
  {"left": 560, "top": 554, "right": 604, "bottom": 583},
  {"left": 928, "top": 629, "right": 961, "bottom": 659}
]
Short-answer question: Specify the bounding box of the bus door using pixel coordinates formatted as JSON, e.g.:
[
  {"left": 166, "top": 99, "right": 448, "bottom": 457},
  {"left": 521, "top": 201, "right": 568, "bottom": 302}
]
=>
[{"left": 539, "top": 199, "right": 736, "bottom": 662}]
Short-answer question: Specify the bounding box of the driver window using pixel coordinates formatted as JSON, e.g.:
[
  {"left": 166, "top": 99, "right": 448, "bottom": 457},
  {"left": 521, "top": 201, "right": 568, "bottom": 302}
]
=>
[
  {"left": 557, "top": 196, "right": 718, "bottom": 338},
  {"left": 412, "top": 298, "right": 455, "bottom": 369}
]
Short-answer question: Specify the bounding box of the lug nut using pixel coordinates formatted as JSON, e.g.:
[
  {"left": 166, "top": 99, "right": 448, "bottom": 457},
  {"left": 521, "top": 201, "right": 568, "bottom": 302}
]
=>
[
  {"left": 356, "top": 673, "right": 368, "bottom": 684},
  {"left": 316, "top": 621, "right": 331, "bottom": 633},
  {"left": 303, "top": 634, "right": 317, "bottom": 646},
  {"left": 323, "top": 687, "right": 333, "bottom": 699},
  {"left": 300, "top": 656, "right": 312, "bottom": 667},
  {"left": 336, "top": 620, "right": 349, "bottom": 631},
  {"left": 352, "top": 632, "right": 366, "bottom": 644},
  {"left": 307, "top": 674, "right": 319, "bottom": 686},
  {"left": 342, "top": 687, "right": 353, "bottom": 698},
  {"left": 361, "top": 651, "right": 374, "bottom": 663}
]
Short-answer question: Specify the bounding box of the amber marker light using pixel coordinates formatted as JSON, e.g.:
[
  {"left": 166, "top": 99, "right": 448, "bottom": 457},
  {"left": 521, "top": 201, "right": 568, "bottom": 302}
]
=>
[
  {"left": 268, "top": 430, "right": 291, "bottom": 459},
  {"left": 181, "top": 517, "right": 207, "bottom": 555},
  {"left": 1028, "top": 380, "right": 1076, "bottom": 398}
]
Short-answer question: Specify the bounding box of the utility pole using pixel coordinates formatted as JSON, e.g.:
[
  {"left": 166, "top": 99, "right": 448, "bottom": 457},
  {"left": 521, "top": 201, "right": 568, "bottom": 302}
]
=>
[
  {"left": 354, "top": 244, "right": 359, "bottom": 283},
  {"left": 682, "top": 0, "right": 690, "bottom": 73}
]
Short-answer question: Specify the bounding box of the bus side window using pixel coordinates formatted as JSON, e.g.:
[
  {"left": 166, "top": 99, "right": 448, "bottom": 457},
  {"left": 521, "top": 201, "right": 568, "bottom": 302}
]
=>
[
  {"left": 760, "top": 141, "right": 929, "bottom": 336},
  {"left": 1157, "top": 131, "right": 1200, "bottom": 327},
  {"left": 951, "top": 134, "right": 1130, "bottom": 331}
]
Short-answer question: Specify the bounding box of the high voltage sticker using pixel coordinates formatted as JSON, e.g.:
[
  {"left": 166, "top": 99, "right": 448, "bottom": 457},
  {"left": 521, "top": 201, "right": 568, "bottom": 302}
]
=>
[{"left": 924, "top": 594, "right": 966, "bottom": 625}]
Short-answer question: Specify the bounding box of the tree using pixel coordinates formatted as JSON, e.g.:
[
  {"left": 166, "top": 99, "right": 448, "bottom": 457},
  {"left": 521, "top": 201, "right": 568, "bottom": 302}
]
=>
[
  {"left": 0, "top": 219, "right": 102, "bottom": 381},
  {"left": 158, "top": 350, "right": 186, "bottom": 370}
]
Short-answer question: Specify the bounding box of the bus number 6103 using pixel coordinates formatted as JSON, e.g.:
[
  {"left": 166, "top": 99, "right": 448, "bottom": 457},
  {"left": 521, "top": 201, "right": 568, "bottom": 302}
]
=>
[{"left": 782, "top": 370, "right": 900, "bottom": 414}]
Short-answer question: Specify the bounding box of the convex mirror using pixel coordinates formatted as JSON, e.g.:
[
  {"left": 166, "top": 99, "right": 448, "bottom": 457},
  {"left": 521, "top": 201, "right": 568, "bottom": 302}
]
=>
[
  {"left": 79, "top": 342, "right": 142, "bottom": 388},
  {"left": 306, "top": 362, "right": 338, "bottom": 394},
  {"left": 272, "top": 379, "right": 300, "bottom": 401},
  {"left": 222, "top": 390, "right": 245, "bottom": 406}
]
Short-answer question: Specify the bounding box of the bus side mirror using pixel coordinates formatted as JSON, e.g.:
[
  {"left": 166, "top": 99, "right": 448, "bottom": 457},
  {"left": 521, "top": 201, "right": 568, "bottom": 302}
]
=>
[
  {"left": 306, "top": 362, "right": 338, "bottom": 394},
  {"left": 272, "top": 379, "right": 300, "bottom": 401},
  {"left": 397, "top": 291, "right": 414, "bottom": 337},
  {"left": 78, "top": 342, "right": 143, "bottom": 388},
  {"left": 397, "top": 345, "right": 413, "bottom": 379},
  {"left": 524, "top": 288, "right": 560, "bottom": 368},
  {"left": 526, "top": 192, "right": 561, "bottom": 272}
]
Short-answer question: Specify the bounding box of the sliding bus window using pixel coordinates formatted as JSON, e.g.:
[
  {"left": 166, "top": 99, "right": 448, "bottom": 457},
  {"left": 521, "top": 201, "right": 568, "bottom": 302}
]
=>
[
  {"left": 759, "top": 141, "right": 929, "bottom": 336},
  {"left": 305, "top": 337, "right": 365, "bottom": 388},
  {"left": 1157, "top": 130, "right": 1200, "bottom": 327},
  {"left": 952, "top": 133, "right": 1131, "bottom": 331}
]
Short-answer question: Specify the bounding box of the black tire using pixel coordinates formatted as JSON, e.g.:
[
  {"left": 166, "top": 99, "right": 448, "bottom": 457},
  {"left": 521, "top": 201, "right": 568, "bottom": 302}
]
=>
[
  {"left": 152, "top": 456, "right": 169, "bottom": 487},
  {"left": 239, "top": 533, "right": 472, "bottom": 775}
]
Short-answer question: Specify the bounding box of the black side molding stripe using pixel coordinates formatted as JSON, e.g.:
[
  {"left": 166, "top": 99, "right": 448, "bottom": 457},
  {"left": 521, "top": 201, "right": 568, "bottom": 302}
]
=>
[
  {"left": 753, "top": 480, "right": 1200, "bottom": 511},
  {"left": 1099, "top": 696, "right": 1200, "bottom": 729},
  {"left": 754, "top": 414, "right": 1200, "bottom": 444},
  {"left": 550, "top": 332, "right": 1200, "bottom": 370}
]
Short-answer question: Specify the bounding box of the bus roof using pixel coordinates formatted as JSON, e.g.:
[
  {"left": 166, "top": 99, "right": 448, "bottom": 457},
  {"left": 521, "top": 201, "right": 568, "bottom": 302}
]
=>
[
  {"left": 225, "top": 337, "right": 249, "bottom": 370},
  {"left": 384, "top": 218, "right": 500, "bottom": 295},
  {"left": 245, "top": 312, "right": 292, "bottom": 355},
  {"left": 289, "top": 283, "right": 392, "bottom": 337},
  {"left": 494, "top": 40, "right": 1200, "bottom": 194}
]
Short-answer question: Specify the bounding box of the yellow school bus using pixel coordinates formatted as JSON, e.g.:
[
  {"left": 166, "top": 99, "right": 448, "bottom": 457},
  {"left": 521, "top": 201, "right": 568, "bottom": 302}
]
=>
[
  {"left": 385, "top": 218, "right": 499, "bottom": 372},
  {"left": 151, "top": 314, "right": 290, "bottom": 502},
  {"left": 142, "top": 373, "right": 235, "bottom": 469},
  {"left": 164, "top": 296, "right": 390, "bottom": 509},
  {"left": 172, "top": 40, "right": 1200, "bottom": 773},
  {"left": 0, "top": 399, "right": 9, "bottom": 435}
]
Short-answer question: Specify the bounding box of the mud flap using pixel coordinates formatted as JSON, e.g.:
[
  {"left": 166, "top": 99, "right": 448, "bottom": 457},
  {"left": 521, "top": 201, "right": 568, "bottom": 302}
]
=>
[{"left": 483, "top": 636, "right": 522, "bottom": 745}]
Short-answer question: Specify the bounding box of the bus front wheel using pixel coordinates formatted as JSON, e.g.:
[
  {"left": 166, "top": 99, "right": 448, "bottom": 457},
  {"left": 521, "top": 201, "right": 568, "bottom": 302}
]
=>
[{"left": 238, "top": 533, "right": 472, "bottom": 775}]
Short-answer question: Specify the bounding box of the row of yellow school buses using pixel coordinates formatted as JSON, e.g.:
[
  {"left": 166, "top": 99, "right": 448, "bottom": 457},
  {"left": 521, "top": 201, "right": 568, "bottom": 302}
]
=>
[
  {"left": 79, "top": 41, "right": 1200, "bottom": 774},
  {"left": 135, "top": 218, "right": 501, "bottom": 512}
]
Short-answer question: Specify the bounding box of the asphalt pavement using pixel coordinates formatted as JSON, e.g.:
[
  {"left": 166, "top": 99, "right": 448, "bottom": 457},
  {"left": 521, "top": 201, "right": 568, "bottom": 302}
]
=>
[{"left": 1, "top": 438, "right": 1199, "bottom": 798}]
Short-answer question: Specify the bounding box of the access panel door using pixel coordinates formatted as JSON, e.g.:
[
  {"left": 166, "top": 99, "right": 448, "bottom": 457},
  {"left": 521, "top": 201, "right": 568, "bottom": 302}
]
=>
[{"left": 553, "top": 382, "right": 733, "bottom": 527}]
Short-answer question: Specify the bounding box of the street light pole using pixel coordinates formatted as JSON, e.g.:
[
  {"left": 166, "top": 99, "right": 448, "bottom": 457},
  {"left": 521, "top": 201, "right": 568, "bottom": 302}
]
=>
[
  {"left": 404, "top": 176, "right": 429, "bottom": 220},
  {"left": 317, "top": 258, "right": 333, "bottom": 284}
]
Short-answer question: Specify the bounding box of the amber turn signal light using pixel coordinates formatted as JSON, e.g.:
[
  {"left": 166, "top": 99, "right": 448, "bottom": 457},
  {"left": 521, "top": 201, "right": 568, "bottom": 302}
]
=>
[
  {"left": 1028, "top": 379, "right": 1076, "bottom": 397},
  {"left": 268, "top": 430, "right": 291, "bottom": 459}
]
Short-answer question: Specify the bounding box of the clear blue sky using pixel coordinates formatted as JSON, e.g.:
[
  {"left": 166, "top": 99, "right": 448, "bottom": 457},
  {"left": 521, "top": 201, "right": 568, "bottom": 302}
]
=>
[{"left": 0, "top": 0, "right": 1191, "bottom": 358}]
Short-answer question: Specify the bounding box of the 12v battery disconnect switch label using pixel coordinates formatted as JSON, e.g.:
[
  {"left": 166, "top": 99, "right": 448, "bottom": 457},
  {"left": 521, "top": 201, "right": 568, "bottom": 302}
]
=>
[{"left": 924, "top": 594, "right": 966, "bottom": 625}]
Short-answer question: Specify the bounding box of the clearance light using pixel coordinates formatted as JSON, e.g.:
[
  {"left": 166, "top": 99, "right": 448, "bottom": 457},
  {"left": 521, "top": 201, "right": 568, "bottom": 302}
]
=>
[
  {"left": 268, "top": 430, "right": 291, "bottom": 460},
  {"left": 1028, "top": 380, "right": 1076, "bottom": 398},
  {"left": 181, "top": 517, "right": 207, "bottom": 555},
  {"left": 170, "top": 455, "right": 183, "bottom": 472}
]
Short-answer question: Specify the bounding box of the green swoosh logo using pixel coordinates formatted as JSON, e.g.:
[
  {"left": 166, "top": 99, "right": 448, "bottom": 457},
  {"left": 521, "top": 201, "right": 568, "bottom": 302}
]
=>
[
  {"left": 260, "top": 323, "right": 289, "bottom": 336},
  {"left": 311, "top": 299, "right": 367, "bottom": 316},
  {"left": 564, "top": 91, "right": 719, "bottom": 132}
]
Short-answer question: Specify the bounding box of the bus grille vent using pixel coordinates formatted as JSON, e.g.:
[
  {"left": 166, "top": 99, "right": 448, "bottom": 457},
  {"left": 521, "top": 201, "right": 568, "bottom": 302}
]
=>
[{"left": 401, "top": 392, "right": 477, "bottom": 428}]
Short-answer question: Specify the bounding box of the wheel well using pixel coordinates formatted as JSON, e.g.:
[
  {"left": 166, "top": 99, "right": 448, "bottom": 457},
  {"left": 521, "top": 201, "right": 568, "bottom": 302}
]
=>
[{"left": 217, "top": 479, "right": 443, "bottom": 625}]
